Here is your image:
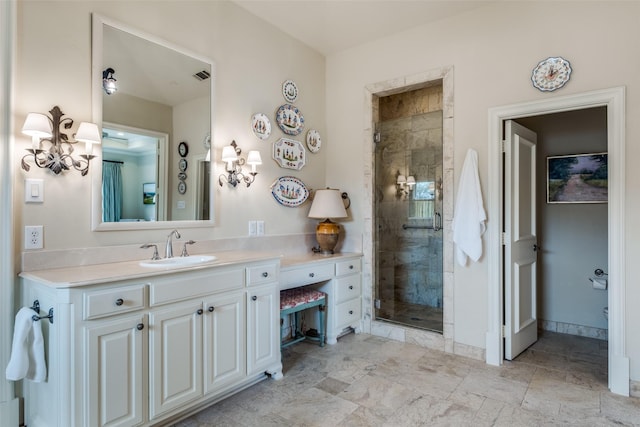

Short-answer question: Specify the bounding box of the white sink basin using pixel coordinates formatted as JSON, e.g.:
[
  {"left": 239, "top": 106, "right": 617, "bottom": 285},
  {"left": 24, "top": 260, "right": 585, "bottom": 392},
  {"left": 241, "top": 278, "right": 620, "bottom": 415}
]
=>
[{"left": 139, "top": 255, "right": 217, "bottom": 268}]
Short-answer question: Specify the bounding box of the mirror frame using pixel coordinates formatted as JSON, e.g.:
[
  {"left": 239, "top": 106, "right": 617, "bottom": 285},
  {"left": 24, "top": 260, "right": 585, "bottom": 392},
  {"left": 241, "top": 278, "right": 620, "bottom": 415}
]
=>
[{"left": 91, "top": 13, "right": 216, "bottom": 231}]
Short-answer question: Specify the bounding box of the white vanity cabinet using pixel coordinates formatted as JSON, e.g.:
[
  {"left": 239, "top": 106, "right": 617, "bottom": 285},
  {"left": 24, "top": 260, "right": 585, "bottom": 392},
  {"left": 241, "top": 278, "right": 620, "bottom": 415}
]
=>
[
  {"left": 280, "top": 254, "right": 363, "bottom": 345},
  {"left": 19, "top": 255, "right": 282, "bottom": 427}
]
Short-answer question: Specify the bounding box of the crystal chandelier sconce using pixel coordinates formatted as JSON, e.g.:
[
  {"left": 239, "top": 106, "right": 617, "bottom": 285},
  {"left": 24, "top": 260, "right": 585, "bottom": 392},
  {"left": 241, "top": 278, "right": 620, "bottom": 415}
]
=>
[
  {"left": 21, "top": 106, "right": 101, "bottom": 176},
  {"left": 102, "top": 67, "right": 117, "bottom": 95},
  {"left": 218, "top": 140, "right": 262, "bottom": 188}
]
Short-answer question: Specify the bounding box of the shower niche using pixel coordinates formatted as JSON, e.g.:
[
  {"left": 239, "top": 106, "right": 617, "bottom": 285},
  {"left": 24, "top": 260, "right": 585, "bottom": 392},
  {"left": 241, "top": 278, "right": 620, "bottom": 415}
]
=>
[{"left": 374, "top": 84, "right": 444, "bottom": 333}]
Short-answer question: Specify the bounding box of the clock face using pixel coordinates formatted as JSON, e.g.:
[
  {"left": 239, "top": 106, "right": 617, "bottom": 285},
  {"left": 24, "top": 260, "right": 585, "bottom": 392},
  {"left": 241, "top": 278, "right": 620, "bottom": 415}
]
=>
[{"left": 531, "top": 57, "right": 572, "bottom": 92}]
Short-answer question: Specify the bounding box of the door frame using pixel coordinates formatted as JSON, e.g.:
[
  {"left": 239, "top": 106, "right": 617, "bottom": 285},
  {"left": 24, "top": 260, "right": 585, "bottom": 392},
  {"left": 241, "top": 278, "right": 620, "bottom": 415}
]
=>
[{"left": 485, "top": 87, "right": 629, "bottom": 395}]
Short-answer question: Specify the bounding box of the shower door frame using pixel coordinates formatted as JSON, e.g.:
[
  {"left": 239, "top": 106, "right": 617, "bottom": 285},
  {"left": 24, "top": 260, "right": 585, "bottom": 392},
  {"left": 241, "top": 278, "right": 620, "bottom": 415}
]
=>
[{"left": 364, "top": 66, "right": 456, "bottom": 352}]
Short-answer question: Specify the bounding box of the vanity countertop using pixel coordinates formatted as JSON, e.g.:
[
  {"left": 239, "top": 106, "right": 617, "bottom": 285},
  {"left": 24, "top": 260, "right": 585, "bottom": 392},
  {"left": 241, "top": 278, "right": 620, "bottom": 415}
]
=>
[
  {"left": 19, "top": 250, "right": 282, "bottom": 289},
  {"left": 19, "top": 251, "right": 363, "bottom": 289},
  {"left": 280, "top": 252, "right": 362, "bottom": 269}
]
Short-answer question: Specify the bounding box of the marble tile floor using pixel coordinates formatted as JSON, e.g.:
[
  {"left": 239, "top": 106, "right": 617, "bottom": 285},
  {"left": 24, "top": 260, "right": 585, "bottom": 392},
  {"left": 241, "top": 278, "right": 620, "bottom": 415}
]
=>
[
  {"left": 377, "top": 300, "right": 443, "bottom": 333},
  {"left": 174, "top": 331, "right": 640, "bottom": 426}
]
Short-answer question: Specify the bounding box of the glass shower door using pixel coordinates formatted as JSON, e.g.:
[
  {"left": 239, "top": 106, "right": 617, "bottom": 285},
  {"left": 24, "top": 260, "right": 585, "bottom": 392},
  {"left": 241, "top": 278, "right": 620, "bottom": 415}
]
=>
[{"left": 374, "top": 106, "right": 444, "bottom": 333}]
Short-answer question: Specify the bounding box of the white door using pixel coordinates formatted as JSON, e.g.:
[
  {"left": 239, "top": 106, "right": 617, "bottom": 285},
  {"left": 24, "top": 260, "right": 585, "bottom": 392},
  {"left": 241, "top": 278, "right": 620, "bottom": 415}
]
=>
[
  {"left": 148, "top": 300, "right": 203, "bottom": 419},
  {"left": 504, "top": 120, "right": 539, "bottom": 360},
  {"left": 247, "top": 286, "right": 278, "bottom": 375},
  {"left": 203, "top": 291, "right": 245, "bottom": 393},
  {"left": 85, "top": 314, "right": 145, "bottom": 427}
]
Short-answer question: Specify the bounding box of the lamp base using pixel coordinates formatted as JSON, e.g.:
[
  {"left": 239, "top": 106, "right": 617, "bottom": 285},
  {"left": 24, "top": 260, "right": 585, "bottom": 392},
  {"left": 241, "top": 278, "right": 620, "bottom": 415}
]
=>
[{"left": 315, "top": 219, "right": 340, "bottom": 255}]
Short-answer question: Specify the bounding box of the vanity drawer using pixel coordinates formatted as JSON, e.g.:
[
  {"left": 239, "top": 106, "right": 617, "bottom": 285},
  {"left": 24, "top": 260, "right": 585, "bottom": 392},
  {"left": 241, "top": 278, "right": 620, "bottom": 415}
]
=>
[
  {"left": 334, "top": 275, "right": 361, "bottom": 304},
  {"left": 246, "top": 263, "right": 278, "bottom": 287},
  {"left": 335, "top": 298, "right": 361, "bottom": 329},
  {"left": 280, "top": 263, "right": 333, "bottom": 289},
  {"left": 84, "top": 284, "right": 147, "bottom": 320},
  {"left": 335, "top": 259, "right": 361, "bottom": 276},
  {"left": 150, "top": 268, "right": 244, "bottom": 306}
]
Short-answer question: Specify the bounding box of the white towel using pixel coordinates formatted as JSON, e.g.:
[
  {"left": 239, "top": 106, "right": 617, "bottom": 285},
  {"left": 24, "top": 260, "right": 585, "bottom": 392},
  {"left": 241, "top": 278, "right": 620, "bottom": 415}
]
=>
[
  {"left": 453, "top": 148, "right": 487, "bottom": 266},
  {"left": 5, "top": 307, "right": 47, "bottom": 382}
]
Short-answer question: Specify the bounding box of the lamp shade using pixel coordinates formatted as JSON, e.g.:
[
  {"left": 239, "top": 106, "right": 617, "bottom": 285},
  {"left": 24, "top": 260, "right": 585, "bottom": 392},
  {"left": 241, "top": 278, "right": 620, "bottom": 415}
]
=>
[
  {"left": 406, "top": 176, "right": 416, "bottom": 186},
  {"left": 397, "top": 175, "right": 407, "bottom": 185},
  {"left": 22, "top": 113, "right": 52, "bottom": 138},
  {"left": 221, "top": 146, "right": 237, "bottom": 162},
  {"left": 308, "top": 188, "right": 348, "bottom": 219},
  {"left": 246, "top": 150, "right": 262, "bottom": 165},
  {"left": 75, "top": 122, "right": 102, "bottom": 145}
]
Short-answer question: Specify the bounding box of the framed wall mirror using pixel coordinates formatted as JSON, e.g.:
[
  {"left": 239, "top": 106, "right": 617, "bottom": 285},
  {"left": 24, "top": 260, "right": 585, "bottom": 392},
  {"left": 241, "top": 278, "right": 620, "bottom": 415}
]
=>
[{"left": 91, "top": 13, "right": 215, "bottom": 230}]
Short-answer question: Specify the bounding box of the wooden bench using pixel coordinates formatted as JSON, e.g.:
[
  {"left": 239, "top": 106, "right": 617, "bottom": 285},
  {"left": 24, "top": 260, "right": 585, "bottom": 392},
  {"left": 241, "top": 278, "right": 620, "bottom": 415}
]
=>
[{"left": 280, "top": 288, "right": 326, "bottom": 348}]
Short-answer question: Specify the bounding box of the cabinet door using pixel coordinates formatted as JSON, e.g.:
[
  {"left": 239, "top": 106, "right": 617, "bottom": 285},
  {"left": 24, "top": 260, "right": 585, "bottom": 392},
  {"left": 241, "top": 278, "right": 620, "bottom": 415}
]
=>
[
  {"left": 203, "top": 291, "right": 246, "bottom": 393},
  {"left": 85, "top": 314, "right": 145, "bottom": 427},
  {"left": 149, "top": 300, "right": 203, "bottom": 419},
  {"left": 247, "top": 285, "right": 278, "bottom": 375}
]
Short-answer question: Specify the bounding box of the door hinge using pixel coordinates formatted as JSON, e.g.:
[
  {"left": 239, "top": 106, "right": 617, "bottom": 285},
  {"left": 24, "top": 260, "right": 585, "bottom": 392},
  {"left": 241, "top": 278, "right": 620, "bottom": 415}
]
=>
[
  {"left": 374, "top": 299, "right": 381, "bottom": 309},
  {"left": 501, "top": 139, "right": 506, "bottom": 153},
  {"left": 501, "top": 232, "right": 506, "bottom": 245},
  {"left": 501, "top": 324, "right": 506, "bottom": 338},
  {"left": 374, "top": 132, "right": 381, "bottom": 143}
]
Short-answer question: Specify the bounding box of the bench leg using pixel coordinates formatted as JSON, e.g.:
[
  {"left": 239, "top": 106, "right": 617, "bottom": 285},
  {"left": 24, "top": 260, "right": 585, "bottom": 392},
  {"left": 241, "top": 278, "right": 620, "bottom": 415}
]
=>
[{"left": 319, "top": 304, "right": 325, "bottom": 347}]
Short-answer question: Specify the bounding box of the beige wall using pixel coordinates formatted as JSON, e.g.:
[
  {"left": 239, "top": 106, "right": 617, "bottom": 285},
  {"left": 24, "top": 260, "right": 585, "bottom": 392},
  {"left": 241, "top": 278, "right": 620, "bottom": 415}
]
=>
[
  {"left": 325, "top": 2, "right": 640, "bottom": 379},
  {"left": 14, "top": 0, "right": 327, "bottom": 253}
]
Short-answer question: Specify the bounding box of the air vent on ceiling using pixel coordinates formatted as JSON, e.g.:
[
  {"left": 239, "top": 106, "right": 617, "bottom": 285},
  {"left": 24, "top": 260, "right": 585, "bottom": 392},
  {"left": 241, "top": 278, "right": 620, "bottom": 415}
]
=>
[{"left": 193, "top": 70, "right": 211, "bottom": 81}]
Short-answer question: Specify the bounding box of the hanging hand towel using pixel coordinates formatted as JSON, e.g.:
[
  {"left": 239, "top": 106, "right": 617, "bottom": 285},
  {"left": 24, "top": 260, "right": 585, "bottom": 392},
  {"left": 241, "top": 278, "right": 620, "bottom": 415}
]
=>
[
  {"left": 453, "top": 148, "right": 487, "bottom": 266},
  {"left": 5, "top": 307, "right": 47, "bottom": 382}
]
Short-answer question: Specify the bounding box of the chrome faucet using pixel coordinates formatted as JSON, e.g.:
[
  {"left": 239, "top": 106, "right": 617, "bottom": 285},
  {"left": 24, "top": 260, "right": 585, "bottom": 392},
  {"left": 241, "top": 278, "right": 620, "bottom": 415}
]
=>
[{"left": 165, "top": 229, "right": 181, "bottom": 258}]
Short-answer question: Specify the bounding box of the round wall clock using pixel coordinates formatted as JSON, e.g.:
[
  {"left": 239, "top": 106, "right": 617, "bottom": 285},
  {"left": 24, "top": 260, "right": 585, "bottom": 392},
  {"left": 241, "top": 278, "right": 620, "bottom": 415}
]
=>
[
  {"left": 531, "top": 57, "right": 572, "bottom": 92},
  {"left": 178, "top": 141, "right": 189, "bottom": 157}
]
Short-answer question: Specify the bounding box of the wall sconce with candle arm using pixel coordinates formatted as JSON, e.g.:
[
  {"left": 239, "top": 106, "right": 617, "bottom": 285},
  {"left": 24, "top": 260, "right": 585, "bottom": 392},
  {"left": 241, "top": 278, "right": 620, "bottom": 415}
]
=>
[
  {"left": 218, "top": 140, "right": 262, "bottom": 188},
  {"left": 21, "top": 106, "right": 101, "bottom": 176}
]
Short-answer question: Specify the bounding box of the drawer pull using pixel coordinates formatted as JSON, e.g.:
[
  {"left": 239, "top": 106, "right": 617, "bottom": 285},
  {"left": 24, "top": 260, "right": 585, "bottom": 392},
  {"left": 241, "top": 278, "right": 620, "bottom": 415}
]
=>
[
  {"left": 262, "top": 272, "right": 269, "bottom": 278},
  {"left": 349, "top": 285, "right": 354, "bottom": 290},
  {"left": 349, "top": 265, "right": 354, "bottom": 270},
  {"left": 208, "top": 306, "right": 215, "bottom": 312},
  {"left": 136, "top": 323, "right": 144, "bottom": 331},
  {"left": 349, "top": 310, "right": 354, "bottom": 315},
  {"left": 197, "top": 309, "right": 204, "bottom": 315},
  {"left": 309, "top": 273, "right": 315, "bottom": 278},
  {"left": 115, "top": 298, "right": 124, "bottom": 306},
  {"left": 252, "top": 295, "right": 257, "bottom": 301}
]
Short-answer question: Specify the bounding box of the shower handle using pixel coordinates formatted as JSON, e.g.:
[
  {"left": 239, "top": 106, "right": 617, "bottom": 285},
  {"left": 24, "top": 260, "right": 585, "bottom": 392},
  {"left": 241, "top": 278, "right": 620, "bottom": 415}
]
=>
[{"left": 433, "top": 212, "right": 442, "bottom": 231}]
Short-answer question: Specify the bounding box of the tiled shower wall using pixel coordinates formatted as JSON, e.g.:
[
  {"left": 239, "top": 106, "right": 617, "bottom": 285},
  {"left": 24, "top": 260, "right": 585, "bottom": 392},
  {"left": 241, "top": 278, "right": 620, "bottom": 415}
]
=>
[{"left": 376, "top": 86, "right": 443, "bottom": 308}]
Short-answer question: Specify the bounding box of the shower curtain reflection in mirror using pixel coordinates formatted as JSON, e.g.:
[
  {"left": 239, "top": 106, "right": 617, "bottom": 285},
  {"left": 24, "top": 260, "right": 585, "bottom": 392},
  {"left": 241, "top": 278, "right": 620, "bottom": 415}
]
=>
[{"left": 102, "top": 161, "right": 123, "bottom": 222}]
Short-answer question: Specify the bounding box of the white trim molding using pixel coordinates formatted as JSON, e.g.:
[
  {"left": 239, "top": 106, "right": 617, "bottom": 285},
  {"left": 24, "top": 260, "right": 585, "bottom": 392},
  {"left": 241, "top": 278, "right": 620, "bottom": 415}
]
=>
[{"left": 486, "top": 87, "right": 628, "bottom": 395}]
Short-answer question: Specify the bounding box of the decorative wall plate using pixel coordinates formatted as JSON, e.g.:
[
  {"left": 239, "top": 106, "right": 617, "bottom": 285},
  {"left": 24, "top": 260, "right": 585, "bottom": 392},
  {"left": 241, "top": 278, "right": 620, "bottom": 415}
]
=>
[
  {"left": 178, "top": 141, "right": 189, "bottom": 157},
  {"left": 178, "top": 172, "right": 187, "bottom": 180},
  {"left": 273, "top": 137, "right": 305, "bottom": 170},
  {"left": 282, "top": 79, "right": 298, "bottom": 103},
  {"left": 251, "top": 113, "right": 271, "bottom": 140},
  {"left": 306, "top": 129, "right": 322, "bottom": 153},
  {"left": 179, "top": 158, "right": 188, "bottom": 172},
  {"left": 276, "top": 104, "right": 304, "bottom": 136},
  {"left": 270, "top": 176, "right": 309, "bottom": 207},
  {"left": 178, "top": 180, "right": 187, "bottom": 194},
  {"left": 531, "top": 57, "right": 572, "bottom": 92}
]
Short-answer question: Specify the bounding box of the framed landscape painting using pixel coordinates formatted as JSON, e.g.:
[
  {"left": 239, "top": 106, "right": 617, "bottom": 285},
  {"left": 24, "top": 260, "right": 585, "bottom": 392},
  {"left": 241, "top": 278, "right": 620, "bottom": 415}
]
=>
[{"left": 547, "top": 152, "right": 608, "bottom": 204}]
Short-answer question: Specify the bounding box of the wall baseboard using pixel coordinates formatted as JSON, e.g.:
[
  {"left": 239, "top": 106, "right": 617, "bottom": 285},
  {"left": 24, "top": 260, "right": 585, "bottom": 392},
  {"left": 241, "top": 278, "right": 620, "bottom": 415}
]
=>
[{"left": 539, "top": 319, "right": 608, "bottom": 341}]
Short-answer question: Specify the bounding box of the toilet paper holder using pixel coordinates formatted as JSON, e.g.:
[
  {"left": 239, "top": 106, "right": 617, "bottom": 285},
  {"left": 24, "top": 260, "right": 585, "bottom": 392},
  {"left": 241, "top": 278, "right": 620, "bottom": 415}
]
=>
[{"left": 594, "top": 268, "right": 608, "bottom": 277}]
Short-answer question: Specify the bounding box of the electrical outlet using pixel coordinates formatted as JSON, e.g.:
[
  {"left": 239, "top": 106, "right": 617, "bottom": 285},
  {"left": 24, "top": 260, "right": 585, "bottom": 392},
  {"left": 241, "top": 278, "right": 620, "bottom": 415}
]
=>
[
  {"left": 25, "top": 225, "right": 43, "bottom": 250},
  {"left": 256, "top": 220, "right": 264, "bottom": 236}
]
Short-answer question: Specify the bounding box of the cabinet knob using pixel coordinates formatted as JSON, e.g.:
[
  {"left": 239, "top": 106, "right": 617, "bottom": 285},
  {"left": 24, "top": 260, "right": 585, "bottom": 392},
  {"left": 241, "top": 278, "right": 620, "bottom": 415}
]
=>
[
  {"left": 197, "top": 309, "right": 204, "bottom": 315},
  {"left": 349, "top": 310, "right": 354, "bottom": 315},
  {"left": 115, "top": 298, "right": 124, "bottom": 306},
  {"left": 262, "top": 272, "right": 269, "bottom": 278},
  {"left": 349, "top": 265, "right": 354, "bottom": 270},
  {"left": 208, "top": 306, "right": 215, "bottom": 312},
  {"left": 136, "top": 323, "right": 144, "bottom": 331},
  {"left": 309, "top": 272, "right": 315, "bottom": 278},
  {"left": 349, "top": 285, "right": 354, "bottom": 290},
  {"left": 251, "top": 296, "right": 257, "bottom": 301}
]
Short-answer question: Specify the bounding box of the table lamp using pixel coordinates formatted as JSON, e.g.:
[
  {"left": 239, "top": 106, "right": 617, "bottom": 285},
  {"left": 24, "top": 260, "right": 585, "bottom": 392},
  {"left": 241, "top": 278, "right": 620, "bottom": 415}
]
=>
[{"left": 308, "top": 188, "right": 348, "bottom": 254}]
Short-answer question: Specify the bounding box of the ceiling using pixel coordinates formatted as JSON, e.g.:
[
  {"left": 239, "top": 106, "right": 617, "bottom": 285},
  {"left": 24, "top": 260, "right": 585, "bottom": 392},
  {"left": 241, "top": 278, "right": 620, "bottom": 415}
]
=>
[{"left": 231, "top": 0, "right": 494, "bottom": 56}]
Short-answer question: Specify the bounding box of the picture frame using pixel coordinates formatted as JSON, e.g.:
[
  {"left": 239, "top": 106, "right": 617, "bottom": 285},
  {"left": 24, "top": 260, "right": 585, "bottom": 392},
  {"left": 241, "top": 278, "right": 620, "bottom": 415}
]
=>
[
  {"left": 143, "top": 182, "right": 156, "bottom": 205},
  {"left": 547, "top": 152, "right": 607, "bottom": 204}
]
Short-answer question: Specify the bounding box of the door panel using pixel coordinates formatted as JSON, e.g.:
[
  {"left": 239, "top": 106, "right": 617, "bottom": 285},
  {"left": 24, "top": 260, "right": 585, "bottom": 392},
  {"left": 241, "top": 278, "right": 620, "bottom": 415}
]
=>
[{"left": 505, "top": 120, "right": 538, "bottom": 360}]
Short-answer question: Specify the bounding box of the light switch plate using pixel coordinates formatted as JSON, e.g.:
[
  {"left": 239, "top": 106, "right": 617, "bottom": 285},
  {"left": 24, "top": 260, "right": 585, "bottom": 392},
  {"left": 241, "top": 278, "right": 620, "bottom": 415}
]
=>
[
  {"left": 25, "top": 178, "right": 44, "bottom": 203},
  {"left": 248, "top": 221, "right": 257, "bottom": 236}
]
